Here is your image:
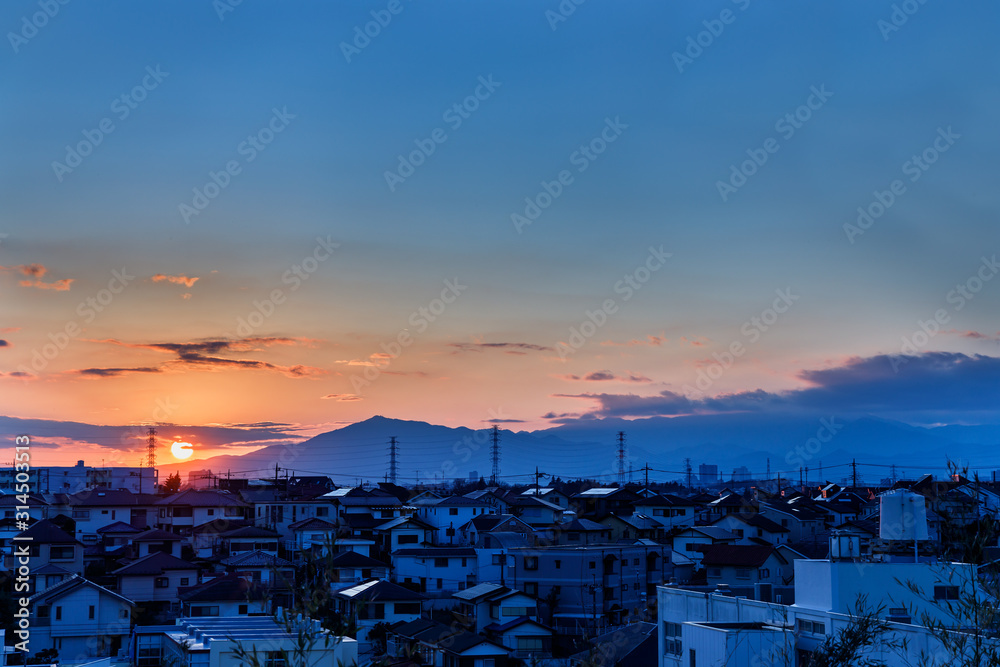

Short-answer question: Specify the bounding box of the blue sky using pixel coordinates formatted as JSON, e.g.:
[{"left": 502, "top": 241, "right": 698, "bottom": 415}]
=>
[{"left": 1, "top": 0, "right": 998, "bottom": 465}]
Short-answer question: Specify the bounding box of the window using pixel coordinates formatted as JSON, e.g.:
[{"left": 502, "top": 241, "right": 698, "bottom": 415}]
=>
[
  {"left": 492, "top": 554, "right": 505, "bottom": 565},
  {"left": 137, "top": 635, "right": 162, "bottom": 667},
  {"left": 398, "top": 534, "right": 418, "bottom": 544},
  {"left": 37, "top": 606, "right": 50, "bottom": 618},
  {"left": 437, "top": 578, "right": 444, "bottom": 589},
  {"left": 434, "top": 557, "right": 448, "bottom": 567},
  {"left": 663, "top": 622, "right": 682, "bottom": 655},
  {"left": 934, "top": 586, "right": 959, "bottom": 601},
  {"left": 554, "top": 559, "right": 561, "bottom": 569},
  {"left": 395, "top": 602, "right": 421, "bottom": 615},
  {"left": 446, "top": 528, "right": 456, "bottom": 537},
  {"left": 120, "top": 609, "right": 129, "bottom": 619},
  {"left": 316, "top": 507, "right": 329, "bottom": 517},
  {"left": 50, "top": 546, "right": 75, "bottom": 560},
  {"left": 524, "top": 556, "right": 538, "bottom": 570},
  {"left": 709, "top": 567, "right": 721, "bottom": 577},
  {"left": 524, "top": 582, "right": 538, "bottom": 596},
  {"left": 264, "top": 651, "right": 287, "bottom": 667},
  {"left": 208, "top": 509, "right": 215, "bottom": 516},
  {"left": 89, "top": 605, "right": 95, "bottom": 619},
  {"left": 517, "top": 637, "right": 544, "bottom": 651},
  {"left": 155, "top": 577, "right": 169, "bottom": 588},
  {"left": 461, "top": 557, "right": 468, "bottom": 567},
  {"left": 589, "top": 561, "right": 596, "bottom": 569},
  {"left": 736, "top": 568, "right": 751, "bottom": 579},
  {"left": 449, "top": 508, "right": 459, "bottom": 516},
  {"left": 238, "top": 604, "right": 248, "bottom": 615},
  {"left": 55, "top": 606, "right": 62, "bottom": 621},
  {"left": 72, "top": 510, "right": 90, "bottom": 520},
  {"left": 359, "top": 603, "right": 385, "bottom": 620},
  {"left": 798, "top": 619, "right": 825, "bottom": 635},
  {"left": 180, "top": 577, "right": 190, "bottom": 586},
  {"left": 191, "top": 606, "right": 219, "bottom": 617},
  {"left": 621, "top": 583, "right": 628, "bottom": 591},
  {"left": 634, "top": 557, "right": 640, "bottom": 565},
  {"left": 758, "top": 568, "right": 770, "bottom": 579}
]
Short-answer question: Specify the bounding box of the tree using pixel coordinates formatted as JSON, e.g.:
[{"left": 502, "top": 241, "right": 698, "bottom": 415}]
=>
[
  {"left": 163, "top": 472, "right": 182, "bottom": 493},
  {"left": 801, "top": 596, "right": 905, "bottom": 667}
]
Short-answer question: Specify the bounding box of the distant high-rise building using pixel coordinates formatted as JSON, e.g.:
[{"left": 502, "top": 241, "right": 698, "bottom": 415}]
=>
[
  {"left": 732, "top": 466, "right": 752, "bottom": 482},
  {"left": 699, "top": 463, "right": 719, "bottom": 485}
]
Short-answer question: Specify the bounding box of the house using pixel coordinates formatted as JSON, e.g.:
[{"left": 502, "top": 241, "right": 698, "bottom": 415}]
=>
[
  {"left": 453, "top": 583, "right": 540, "bottom": 633},
  {"left": 54, "top": 489, "right": 157, "bottom": 542},
  {"left": 386, "top": 617, "right": 514, "bottom": 666},
  {"left": 706, "top": 492, "right": 754, "bottom": 518},
  {"left": 327, "top": 550, "right": 390, "bottom": 584},
  {"left": 571, "top": 487, "right": 642, "bottom": 518},
  {"left": 669, "top": 526, "right": 738, "bottom": 567},
  {"left": 217, "top": 525, "right": 281, "bottom": 556},
  {"left": 126, "top": 528, "right": 185, "bottom": 558},
  {"left": 465, "top": 488, "right": 513, "bottom": 514},
  {"left": 392, "top": 546, "right": 479, "bottom": 596},
  {"left": 569, "top": 622, "right": 657, "bottom": 667},
  {"left": 130, "top": 613, "right": 357, "bottom": 666},
  {"left": 417, "top": 496, "right": 494, "bottom": 545},
  {"left": 374, "top": 514, "right": 436, "bottom": 554},
  {"left": 598, "top": 513, "right": 664, "bottom": 541},
  {"left": 700, "top": 545, "right": 788, "bottom": 587},
  {"left": 484, "top": 616, "right": 553, "bottom": 660},
  {"left": 177, "top": 573, "right": 268, "bottom": 617},
  {"left": 521, "top": 487, "right": 571, "bottom": 509},
  {"left": 633, "top": 494, "right": 700, "bottom": 530},
  {"left": 112, "top": 551, "right": 200, "bottom": 612},
  {"left": 540, "top": 518, "right": 613, "bottom": 546},
  {"left": 221, "top": 549, "right": 295, "bottom": 588},
  {"left": 4, "top": 519, "right": 84, "bottom": 592},
  {"left": 95, "top": 520, "right": 142, "bottom": 549},
  {"left": 759, "top": 501, "right": 826, "bottom": 543},
  {"left": 155, "top": 489, "right": 249, "bottom": 536},
  {"left": 510, "top": 496, "right": 564, "bottom": 527},
  {"left": 710, "top": 513, "right": 790, "bottom": 546},
  {"left": 334, "top": 578, "right": 426, "bottom": 653},
  {"left": 288, "top": 516, "right": 339, "bottom": 552},
  {"left": 28, "top": 574, "right": 135, "bottom": 662},
  {"left": 241, "top": 487, "right": 335, "bottom": 539},
  {"left": 190, "top": 516, "right": 253, "bottom": 558},
  {"left": 459, "top": 513, "right": 533, "bottom": 546}
]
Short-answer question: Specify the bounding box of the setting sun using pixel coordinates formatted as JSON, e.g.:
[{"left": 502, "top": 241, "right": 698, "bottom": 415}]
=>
[{"left": 170, "top": 441, "right": 194, "bottom": 460}]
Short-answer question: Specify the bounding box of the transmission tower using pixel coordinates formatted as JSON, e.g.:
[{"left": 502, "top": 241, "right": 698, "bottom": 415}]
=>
[
  {"left": 616, "top": 431, "right": 627, "bottom": 485},
  {"left": 146, "top": 427, "right": 157, "bottom": 469},
  {"left": 490, "top": 425, "right": 501, "bottom": 485},
  {"left": 684, "top": 458, "right": 693, "bottom": 489},
  {"left": 388, "top": 437, "right": 399, "bottom": 485}
]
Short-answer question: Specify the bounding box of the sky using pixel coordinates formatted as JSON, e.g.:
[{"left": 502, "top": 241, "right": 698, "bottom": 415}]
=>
[{"left": 1, "top": 1, "right": 998, "bottom": 469}]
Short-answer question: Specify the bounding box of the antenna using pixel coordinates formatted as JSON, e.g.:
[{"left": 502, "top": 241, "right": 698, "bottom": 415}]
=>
[
  {"left": 146, "top": 427, "right": 157, "bottom": 469},
  {"left": 490, "top": 425, "right": 501, "bottom": 485},
  {"left": 616, "top": 431, "right": 627, "bottom": 485},
  {"left": 388, "top": 436, "right": 399, "bottom": 485}
]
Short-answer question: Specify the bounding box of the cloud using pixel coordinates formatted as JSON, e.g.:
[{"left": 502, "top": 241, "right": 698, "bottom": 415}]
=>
[
  {"left": 77, "top": 336, "right": 326, "bottom": 379},
  {"left": 482, "top": 418, "right": 525, "bottom": 423},
  {"left": 945, "top": 329, "right": 1000, "bottom": 341},
  {"left": 322, "top": 394, "right": 364, "bottom": 401},
  {"left": 0, "top": 340, "right": 8, "bottom": 347},
  {"left": 0, "top": 370, "right": 32, "bottom": 378},
  {"left": 152, "top": 273, "right": 200, "bottom": 288},
  {"left": 601, "top": 335, "right": 666, "bottom": 347},
  {"left": 1, "top": 264, "right": 74, "bottom": 290},
  {"left": 553, "top": 352, "right": 1000, "bottom": 423},
  {"left": 73, "top": 367, "right": 163, "bottom": 378},
  {"left": 449, "top": 342, "right": 553, "bottom": 355},
  {"left": 558, "top": 370, "right": 653, "bottom": 383},
  {"left": 0, "top": 327, "right": 20, "bottom": 333}
]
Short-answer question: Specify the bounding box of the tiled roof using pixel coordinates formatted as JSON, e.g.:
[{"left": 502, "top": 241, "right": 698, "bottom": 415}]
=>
[
  {"left": 393, "top": 547, "right": 476, "bottom": 558},
  {"left": 335, "top": 578, "right": 426, "bottom": 602},
  {"left": 17, "top": 518, "right": 80, "bottom": 544},
  {"left": 131, "top": 528, "right": 183, "bottom": 541},
  {"left": 155, "top": 489, "right": 248, "bottom": 507},
  {"left": 701, "top": 544, "right": 782, "bottom": 568},
  {"left": 179, "top": 574, "right": 265, "bottom": 602},
  {"left": 96, "top": 521, "right": 142, "bottom": 534},
  {"left": 112, "top": 551, "right": 198, "bottom": 576},
  {"left": 328, "top": 550, "right": 388, "bottom": 569},
  {"left": 220, "top": 526, "right": 280, "bottom": 539},
  {"left": 288, "top": 517, "right": 337, "bottom": 531},
  {"left": 222, "top": 549, "right": 293, "bottom": 568}
]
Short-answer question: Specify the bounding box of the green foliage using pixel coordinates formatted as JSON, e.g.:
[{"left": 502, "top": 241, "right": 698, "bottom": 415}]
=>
[{"left": 163, "top": 471, "right": 182, "bottom": 493}]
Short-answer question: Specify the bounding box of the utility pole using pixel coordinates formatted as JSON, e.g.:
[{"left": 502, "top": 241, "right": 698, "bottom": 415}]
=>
[
  {"left": 388, "top": 436, "right": 399, "bottom": 485},
  {"left": 490, "top": 425, "right": 501, "bottom": 486},
  {"left": 535, "top": 467, "right": 545, "bottom": 496},
  {"left": 616, "top": 431, "right": 627, "bottom": 485},
  {"left": 643, "top": 463, "right": 650, "bottom": 495},
  {"left": 852, "top": 459, "right": 858, "bottom": 488},
  {"left": 684, "top": 458, "right": 693, "bottom": 490}
]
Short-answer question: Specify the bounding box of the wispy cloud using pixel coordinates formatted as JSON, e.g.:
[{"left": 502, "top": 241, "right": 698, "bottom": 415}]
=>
[
  {"left": 152, "top": 273, "right": 200, "bottom": 288},
  {"left": 449, "top": 342, "right": 552, "bottom": 355},
  {"left": 1, "top": 263, "right": 73, "bottom": 291},
  {"left": 600, "top": 334, "right": 666, "bottom": 347},
  {"left": 322, "top": 393, "right": 363, "bottom": 401},
  {"left": 557, "top": 370, "right": 652, "bottom": 383}
]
